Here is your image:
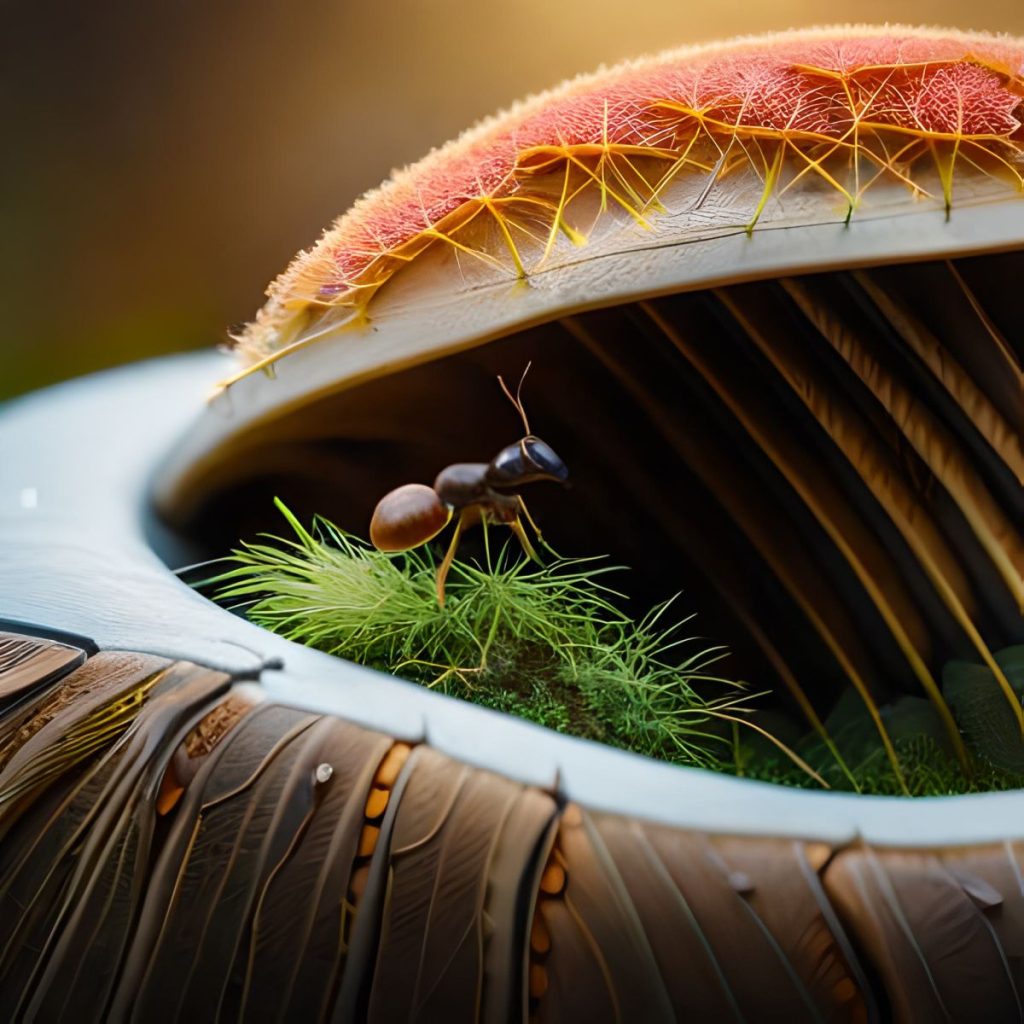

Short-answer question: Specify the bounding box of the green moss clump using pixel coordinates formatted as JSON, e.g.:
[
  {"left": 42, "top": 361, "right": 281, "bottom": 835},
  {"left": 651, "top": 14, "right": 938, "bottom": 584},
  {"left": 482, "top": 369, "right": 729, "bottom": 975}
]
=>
[
  {"left": 203, "top": 500, "right": 752, "bottom": 771},
  {"left": 734, "top": 672, "right": 1024, "bottom": 796},
  {"left": 200, "top": 501, "right": 1024, "bottom": 797},
  {"left": 738, "top": 735, "right": 1024, "bottom": 796}
]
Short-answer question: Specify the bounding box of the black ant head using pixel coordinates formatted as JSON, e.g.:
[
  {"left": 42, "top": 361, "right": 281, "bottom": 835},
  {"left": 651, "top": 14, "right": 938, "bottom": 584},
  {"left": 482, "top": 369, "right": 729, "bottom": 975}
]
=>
[
  {"left": 486, "top": 365, "right": 569, "bottom": 488},
  {"left": 487, "top": 435, "right": 569, "bottom": 488}
]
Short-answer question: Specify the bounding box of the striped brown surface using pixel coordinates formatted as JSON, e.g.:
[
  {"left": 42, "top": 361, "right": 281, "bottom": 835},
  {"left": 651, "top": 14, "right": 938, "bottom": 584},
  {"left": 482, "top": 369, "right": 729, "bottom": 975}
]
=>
[
  {"left": 556, "top": 256, "right": 1022, "bottom": 734},
  {"left": 0, "top": 629, "right": 85, "bottom": 705},
  {"left": 0, "top": 627, "right": 1022, "bottom": 1021},
  {"left": 361, "top": 745, "right": 557, "bottom": 1023},
  {"left": 824, "top": 843, "right": 1024, "bottom": 1023},
  {"left": 532, "top": 807, "right": 871, "bottom": 1023}
]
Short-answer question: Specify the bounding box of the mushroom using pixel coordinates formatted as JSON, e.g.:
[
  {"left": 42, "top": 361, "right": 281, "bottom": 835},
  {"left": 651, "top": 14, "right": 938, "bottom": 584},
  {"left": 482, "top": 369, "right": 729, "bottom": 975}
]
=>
[{"left": 2, "top": 25, "right": 1023, "bottom": 1020}]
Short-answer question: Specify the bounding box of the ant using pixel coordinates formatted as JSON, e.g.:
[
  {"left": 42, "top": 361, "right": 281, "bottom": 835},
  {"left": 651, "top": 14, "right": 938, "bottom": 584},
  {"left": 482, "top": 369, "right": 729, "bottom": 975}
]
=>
[{"left": 369, "top": 365, "right": 568, "bottom": 604}]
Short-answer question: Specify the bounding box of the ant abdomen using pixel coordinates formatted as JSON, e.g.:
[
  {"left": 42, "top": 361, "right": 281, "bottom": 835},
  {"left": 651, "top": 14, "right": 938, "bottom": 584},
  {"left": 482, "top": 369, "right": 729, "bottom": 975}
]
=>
[{"left": 369, "top": 483, "right": 451, "bottom": 552}]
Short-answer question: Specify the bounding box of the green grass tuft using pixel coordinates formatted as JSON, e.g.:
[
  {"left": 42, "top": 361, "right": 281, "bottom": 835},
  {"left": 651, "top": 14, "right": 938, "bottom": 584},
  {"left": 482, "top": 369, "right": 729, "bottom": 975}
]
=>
[
  {"left": 202, "top": 499, "right": 754, "bottom": 771},
  {"left": 198, "top": 500, "right": 1024, "bottom": 797}
]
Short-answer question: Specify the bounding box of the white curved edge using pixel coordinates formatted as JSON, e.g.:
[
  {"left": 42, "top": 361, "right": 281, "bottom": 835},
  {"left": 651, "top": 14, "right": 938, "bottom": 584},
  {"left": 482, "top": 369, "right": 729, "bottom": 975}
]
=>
[
  {"left": 154, "top": 187, "right": 1024, "bottom": 508},
  {"left": 2, "top": 351, "right": 1024, "bottom": 847}
]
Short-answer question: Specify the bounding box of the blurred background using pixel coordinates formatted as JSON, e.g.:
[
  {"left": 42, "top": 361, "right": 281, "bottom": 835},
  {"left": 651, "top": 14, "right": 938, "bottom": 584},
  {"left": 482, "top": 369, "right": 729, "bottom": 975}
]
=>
[{"left": 4, "top": 0, "right": 1023, "bottom": 400}]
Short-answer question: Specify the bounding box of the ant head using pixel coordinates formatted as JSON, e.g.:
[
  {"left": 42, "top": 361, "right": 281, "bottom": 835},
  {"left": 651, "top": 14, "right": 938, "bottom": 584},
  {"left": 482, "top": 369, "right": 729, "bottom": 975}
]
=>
[
  {"left": 486, "top": 435, "right": 568, "bottom": 488},
  {"left": 488, "top": 364, "right": 569, "bottom": 487}
]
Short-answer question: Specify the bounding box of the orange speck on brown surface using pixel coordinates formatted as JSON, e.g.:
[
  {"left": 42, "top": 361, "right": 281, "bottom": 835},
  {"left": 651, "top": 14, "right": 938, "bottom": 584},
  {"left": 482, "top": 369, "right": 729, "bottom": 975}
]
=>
[
  {"left": 348, "top": 863, "right": 371, "bottom": 901},
  {"left": 530, "top": 916, "right": 551, "bottom": 955},
  {"left": 358, "top": 824, "right": 381, "bottom": 858},
  {"left": 529, "top": 963, "right": 549, "bottom": 999},
  {"left": 540, "top": 862, "right": 566, "bottom": 895},
  {"left": 374, "top": 742, "right": 412, "bottom": 788},
  {"left": 364, "top": 785, "right": 390, "bottom": 820},
  {"left": 155, "top": 765, "right": 184, "bottom": 816}
]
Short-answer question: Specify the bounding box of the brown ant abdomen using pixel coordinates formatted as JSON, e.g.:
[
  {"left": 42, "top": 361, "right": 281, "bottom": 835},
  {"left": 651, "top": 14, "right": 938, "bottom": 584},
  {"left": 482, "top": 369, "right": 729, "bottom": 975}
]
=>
[{"left": 369, "top": 483, "right": 451, "bottom": 552}]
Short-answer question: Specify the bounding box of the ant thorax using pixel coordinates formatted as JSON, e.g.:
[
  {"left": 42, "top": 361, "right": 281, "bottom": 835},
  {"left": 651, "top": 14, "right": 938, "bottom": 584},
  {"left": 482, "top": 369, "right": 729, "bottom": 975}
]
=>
[
  {"left": 434, "top": 462, "right": 523, "bottom": 514},
  {"left": 433, "top": 463, "right": 491, "bottom": 509}
]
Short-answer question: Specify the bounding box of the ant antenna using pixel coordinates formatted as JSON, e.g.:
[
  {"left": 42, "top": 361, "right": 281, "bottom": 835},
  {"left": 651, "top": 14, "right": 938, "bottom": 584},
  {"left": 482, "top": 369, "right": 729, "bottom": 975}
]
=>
[{"left": 497, "top": 362, "right": 532, "bottom": 435}]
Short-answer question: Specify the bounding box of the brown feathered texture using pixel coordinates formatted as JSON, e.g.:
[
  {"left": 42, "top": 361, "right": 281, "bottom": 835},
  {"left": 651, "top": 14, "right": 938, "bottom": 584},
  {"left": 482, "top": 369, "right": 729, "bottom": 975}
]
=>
[
  {"left": 850, "top": 271, "right": 1022, "bottom": 482},
  {"left": 824, "top": 843, "right": 1024, "bottom": 1022},
  {"left": 18, "top": 665, "right": 231, "bottom": 1021},
  {"left": 641, "top": 294, "right": 961, "bottom": 764},
  {"left": 363, "top": 745, "right": 557, "bottom": 1023},
  {"left": 0, "top": 656, "right": 228, "bottom": 1019},
  {"left": 0, "top": 630, "right": 85, "bottom": 706},
  {"left": 549, "top": 251, "right": 1022, "bottom": 785},
  {"left": 110, "top": 702, "right": 323, "bottom": 1021},
  {"left": 2, "top": 628, "right": 1024, "bottom": 1020},
  {"left": 239, "top": 721, "right": 393, "bottom": 1021},
  {"left": 782, "top": 276, "right": 1024, "bottom": 609},
  {"left": 0, "top": 651, "right": 169, "bottom": 817},
  {"left": 534, "top": 806, "right": 870, "bottom": 1022},
  {"left": 564, "top": 309, "right": 911, "bottom": 783},
  {"left": 535, "top": 807, "right": 677, "bottom": 1022},
  {"left": 710, "top": 276, "right": 1023, "bottom": 740}
]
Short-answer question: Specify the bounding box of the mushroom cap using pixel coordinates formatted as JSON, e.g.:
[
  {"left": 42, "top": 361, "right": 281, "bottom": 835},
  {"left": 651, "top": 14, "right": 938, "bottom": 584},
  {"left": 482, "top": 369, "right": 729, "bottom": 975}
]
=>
[{"left": 234, "top": 24, "right": 1024, "bottom": 367}]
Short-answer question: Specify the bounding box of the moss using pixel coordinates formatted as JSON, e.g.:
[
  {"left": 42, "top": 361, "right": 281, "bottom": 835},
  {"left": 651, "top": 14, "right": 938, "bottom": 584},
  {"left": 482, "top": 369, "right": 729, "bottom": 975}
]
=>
[
  {"left": 201, "top": 500, "right": 753, "bottom": 772},
  {"left": 739, "top": 734, "right": 1024, "bottom": 796},
  {"left": 200, "top": 500, "right": 1024, "bottom": 796},
  {"left": 735, "top": 682, "right": 1024, "bottom": 796}
]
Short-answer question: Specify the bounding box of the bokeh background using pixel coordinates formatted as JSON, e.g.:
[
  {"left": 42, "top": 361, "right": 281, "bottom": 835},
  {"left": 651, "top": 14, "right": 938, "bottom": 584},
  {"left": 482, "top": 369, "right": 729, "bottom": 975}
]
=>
[{"left": 5, "top": 0, "right": 1023, "bottom": 400}]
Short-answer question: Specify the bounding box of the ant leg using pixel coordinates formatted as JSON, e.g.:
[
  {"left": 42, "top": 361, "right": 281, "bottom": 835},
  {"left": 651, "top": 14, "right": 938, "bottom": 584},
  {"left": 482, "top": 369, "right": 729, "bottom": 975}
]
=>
[
  {"left": 436, "top": 509, "right": 468, "bottom": 606},
  {"left": 517, "top": 495, "right": 543, "bottom": 541},
  {"left": 517, "top": 495, "right": 560, "bottom": 557},
  {"left": 508, "top": 517, "right": 540, "bottom": 563}
]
